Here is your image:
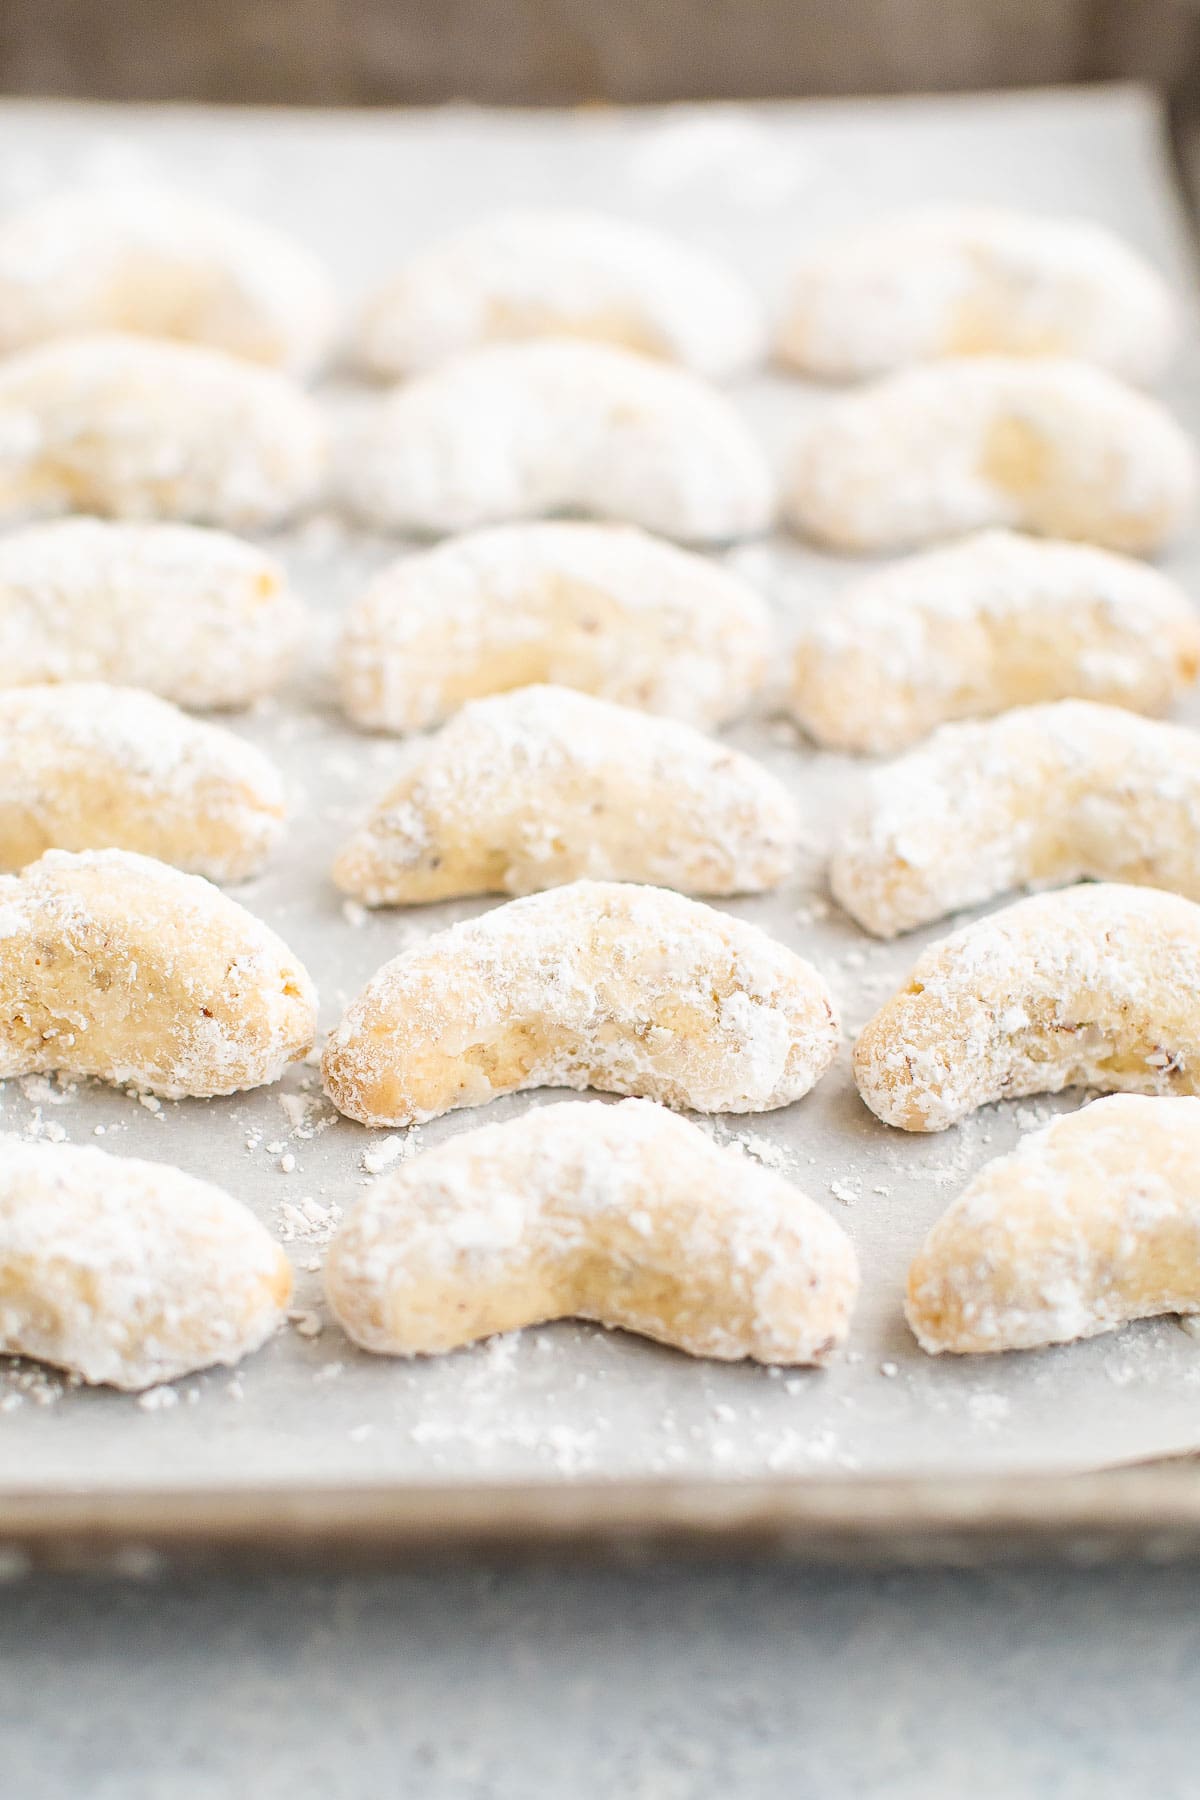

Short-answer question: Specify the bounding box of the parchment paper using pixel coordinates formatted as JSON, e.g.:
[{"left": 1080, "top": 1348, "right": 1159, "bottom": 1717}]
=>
[{"left": 4, "top": 85, "right": 1200, "bottom": 1488}]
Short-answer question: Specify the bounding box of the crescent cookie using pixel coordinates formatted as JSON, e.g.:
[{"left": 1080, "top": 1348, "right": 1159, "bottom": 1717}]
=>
[
  {"left": 0, "top": 332, "right": 326, "bottom": 527},
  {"left": 0, "top": 684, "right": 286, "bottom": 882},
  {"left": 324, "top": 1099, "right": 858, "bottom": 1365},
  {"left": 789, "top": 529, "right": 1200, "bottom": 754},
  {"left": 783, "top": 358, "right": 1197, "bottom": 555},
  {"left": 854, "top": 883, "right": 1200, "bottom": 1132},
  {"left": 340, "top": 340, "right": 774, "bottom": 542},
  {"left": 0, "top": 517, "right": 304, "bottom": 709},
  {"left": 323, "top": 880, "right": 839, "bottom": 1127},
  {"left": 831, "top": 702, "right": 1200, "bottom": 938},
  {"left": 0, "top": 1136, "right": 292, "bottom": 1389},
  {"left": 0, "top": 183, "right": 336, "bottom": 372},
  {"left": 332, "top": 684, "right": 798, "bottom": 905},
  {"left": 0, "top": 848, "right": 317, "bottom": 1097},
  {"left": 354, "top": 207, "right": 764, "bottom": 380},
  {"left": 906, "top": 1096, "right": 1200, "bottom": 1354},
  {"left": 337, "top": 522, "right": 771, "bottom": 733},
  {"left": 776, "top": 206, "right": 1177, "bottom": 384}
]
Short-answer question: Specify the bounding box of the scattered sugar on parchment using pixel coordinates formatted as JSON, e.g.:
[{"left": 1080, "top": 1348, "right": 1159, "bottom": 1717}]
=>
[
  {"left": 279, "top": 1153, "right": 296, "bottom": 1174},
  {"left": 829, "top": 1179, "right": 858, "bottom": 1206},
  {"left": 361, "top": 1130, "right": 422, "bottom": 1177},
  {"left": 23, "top": 1113, "right": 66, "bottom": 1144},
  {"left": 967, "top": 1392, "right": 1011, "bottom": 1425},
  {"left": 409, "top": 1416, "right": 601, "bottom": 1477},
  {"left": 137, "top": 1385, "right": 178, "bottom": 1412},
  {"left": 711, "top": 1120, "right": 797, "bottom": 1175},
  {"left": 794, "top": 895, "right": 831, "bottom": 929},
  {"left": 274, "top": 1195, "right": 342, "bottom": 1247},
  {"left": 276, "top": 1091, "right": 333, "bottom": 1140},
  {"left": 17, "top": 1074, "right": 75, "bottom": 1107},
  {"left": 288, "top": 1310, "right": 323, "bottom": 1339}
]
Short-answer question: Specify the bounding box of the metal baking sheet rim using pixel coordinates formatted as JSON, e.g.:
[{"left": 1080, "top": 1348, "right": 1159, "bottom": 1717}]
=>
[{"left": 4, "top": 1465, "right": 1200, "bottom": 1569}]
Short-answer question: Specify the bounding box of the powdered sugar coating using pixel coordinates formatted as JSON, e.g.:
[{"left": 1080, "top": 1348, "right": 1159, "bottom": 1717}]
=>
[
  {"left": 0, "top": 184, "right": 336, "bottom": 373},
  {"left": 784, "top": 358, "right": 1197, "bottom": 554},
  {"left": 0, "top": 1135, "right": 292, "bottom": 1389},
  {"left": 907, "top": 1095, "right": 1200, "bottom": 1354},
  {"left": 0, "top": 683, "right": 286, "bottom": 881},
  {"left": 0, "top": 332, "right": 326, "bottom": 527},
  {"left": 332, "top": 683, "right": 798, "bottom": 904},
  {"left": 832, "top": 701, "right": 1200, "bottom": 937},
  {"left": 341, "top": 340, "right": 774, "bottom": 542},
  {"left": 790, "top": 529, "right": 1200, "bottom": 753},
  {"left": 325, "top": 1098, "right": 857, "bottom": 1364},
  {"left": 776, "top": 205, "right": 1178, "bottom": 384},
  {"left": 0, "top": 848, "right": 316, "bottom": 1097},
  {"left": 323, "top": 880, "right": 839, "bottom": 1127},
  {"left": 354, "top": 207, "right": 765, "bottom": 381},
  {"left": 338, "top": 521, "right": 771, "bottom": 732},
  {"left": 0, "top": 517, "right": 304, "bottom": 708},
  {"left": 854, "top": 882, "right": 1200, "bottom": 1131}
]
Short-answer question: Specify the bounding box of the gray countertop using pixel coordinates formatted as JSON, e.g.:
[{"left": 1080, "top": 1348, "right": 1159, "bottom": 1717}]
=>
[{"left": 4, "top": 1560, "right": 1200, "bottom": 1799}]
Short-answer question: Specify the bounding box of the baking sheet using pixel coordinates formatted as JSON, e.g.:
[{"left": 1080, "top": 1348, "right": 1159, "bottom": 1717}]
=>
[{"left": 4, "top": 85, "right": 1200, "bottom": 1490}]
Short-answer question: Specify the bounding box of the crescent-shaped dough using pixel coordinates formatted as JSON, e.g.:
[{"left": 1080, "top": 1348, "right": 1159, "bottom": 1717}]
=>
[
  {"left": 354, "top": 207, "right": 764, "bottom": 380},
  {"left": 324, "top": 1099, "right": 858, "bottom": 1364},
  {"left": 906, "top": 1095, "right": 1200, "bottom": 1354},
  {"left": 0, "top": 517, "right": 304, "bottom": 710},
  {"left": 340, "top": 340, "right": 774, "bottom": 542},
  {"left": 332, "top": 684, "right": 798, "bottom": 905},
  {"left": 784, "top": 358, "right": 1197, "bottom": 555},
  {"left": 854, "top": 883, "right": 1200, "bottom": 1132},
  {"left": 0, "top": 1136, "right": 292, "bottom": 1388},
  {"left": 338, "top": 522, "right": 771, "bottom": 733},
  {"left": 0, "top": 848, "right": 317, "bottom": 1097},
  {"left": 789, "top": 529, "right": 1200, "bottom": 754},
  {"left": 0, "top": 683, "right": 286, "bottom": 882},
  {"left": 0, "top": 184, "right": 336, "bottom": 373},
  {"left": 323, "top": 880, "right": 839, "bottom": 1127},
  {"left": 0, "top": 333, "right": 326, "bottom": 527},
  {"left": 776, "top": 206, "right": 1178, "bottom": 384},
  {"left": 831, "top": 702, "right": 1200, "bottom": 938}
]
